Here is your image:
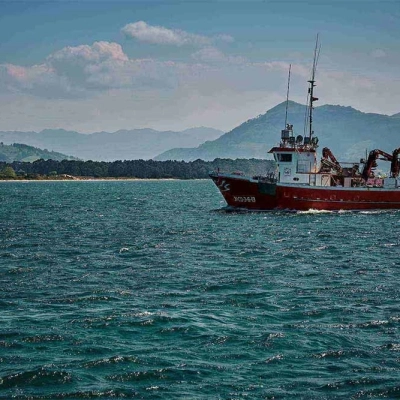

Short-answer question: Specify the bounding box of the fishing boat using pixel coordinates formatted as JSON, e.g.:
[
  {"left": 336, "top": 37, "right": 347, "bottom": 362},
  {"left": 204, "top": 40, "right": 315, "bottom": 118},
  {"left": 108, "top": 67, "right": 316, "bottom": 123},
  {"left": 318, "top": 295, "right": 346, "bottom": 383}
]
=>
[{"left": 210, "top": 42, "right": 400, "bottom": 211}]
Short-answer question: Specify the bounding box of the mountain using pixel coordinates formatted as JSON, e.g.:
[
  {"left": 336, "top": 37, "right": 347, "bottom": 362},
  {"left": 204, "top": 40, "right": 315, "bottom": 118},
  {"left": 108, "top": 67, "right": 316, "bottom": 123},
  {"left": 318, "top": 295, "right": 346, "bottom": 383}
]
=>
[
  {"left": 0, "top": 127, "right": 224, "bottom": 161},
  {"left": 155, "top": 101, "right": 400, "bottom": 162},
  {"left": 0, "top": 143, "right": 77, "bottom": 163}
]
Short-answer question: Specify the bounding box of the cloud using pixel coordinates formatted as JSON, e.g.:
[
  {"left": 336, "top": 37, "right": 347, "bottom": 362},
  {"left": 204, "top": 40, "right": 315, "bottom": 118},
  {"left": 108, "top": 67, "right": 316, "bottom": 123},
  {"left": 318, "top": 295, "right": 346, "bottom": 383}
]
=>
[
  {"left": 191, "top": 47, "right": 245, "bottom": 65},
  {"left": 0, "top": 42, "right": 311, "bottom": 102},
  {"left": 121, "top": 21, "right": 210, "bottom": 46},
  {"left": 48, "top": 41, "right": 128, "bottom": 65},
  {"left": 0, "top": 25, "right": 238, "bottom": 100},
  {"left": 46, "top": 41, "right": 133, "bottom": 92},
  {"left": 0, "top": 41, "right": 134, "bottom": 98},
  {"left": 0, "top": 41, "right": 188, "bottom": 97},
  {"left": 0, "top": 63, "right": 73, "bottom": 99},
  {"left": 2, "top": 63, "right": 48, "bottom": 85},
  {"left": 215, "top": 34, "right": 234, "bottom": 43},
  {"left": 2, "top": 35, "right": 399, "bottom": 133},
  {"left": 370, "top": 48, "right": 386, "bottom": 58}
]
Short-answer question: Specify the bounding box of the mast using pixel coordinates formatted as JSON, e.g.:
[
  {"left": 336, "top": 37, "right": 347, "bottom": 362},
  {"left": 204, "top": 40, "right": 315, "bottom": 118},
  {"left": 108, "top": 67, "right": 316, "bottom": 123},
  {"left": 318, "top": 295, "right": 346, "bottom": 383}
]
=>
[
  {"left": 308, "top": 35, "right": 320, "bottom": 141},
  {"left": 284, "top": 64, "right": 291, "bottom": 128},
  {"left": 280, "top": 64, "right": 293, "bottom": 147}
]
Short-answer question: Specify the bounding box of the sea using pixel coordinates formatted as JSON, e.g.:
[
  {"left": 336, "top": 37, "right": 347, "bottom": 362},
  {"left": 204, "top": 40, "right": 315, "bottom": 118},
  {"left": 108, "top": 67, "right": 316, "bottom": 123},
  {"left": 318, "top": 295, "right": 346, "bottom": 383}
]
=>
[{"left": 0, "top": 180, "right": 399, "bottom": 399}]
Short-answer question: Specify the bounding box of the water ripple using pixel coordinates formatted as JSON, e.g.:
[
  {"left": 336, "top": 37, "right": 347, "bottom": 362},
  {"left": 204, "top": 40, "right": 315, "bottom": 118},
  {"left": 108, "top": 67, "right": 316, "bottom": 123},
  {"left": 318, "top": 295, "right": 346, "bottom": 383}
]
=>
[{"left": 0, "top": 180, "right": 399, "bottom": 399}]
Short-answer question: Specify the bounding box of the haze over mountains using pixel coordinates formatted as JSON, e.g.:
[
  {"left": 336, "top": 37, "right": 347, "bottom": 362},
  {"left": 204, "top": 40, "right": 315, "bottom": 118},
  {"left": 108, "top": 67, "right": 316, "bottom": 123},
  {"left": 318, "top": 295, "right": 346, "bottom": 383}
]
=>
[
  {"left": 0, "top": 143, "right": 77, "bottom": 163},
  {"left": 1, "top": 102, "right": 399, "bottom": 163},
  {"left": 156, "top": 102, "right": 400, "bottom": 162},
  {"left": 0, "top": 127, "right": 223, "bottom": 162}
]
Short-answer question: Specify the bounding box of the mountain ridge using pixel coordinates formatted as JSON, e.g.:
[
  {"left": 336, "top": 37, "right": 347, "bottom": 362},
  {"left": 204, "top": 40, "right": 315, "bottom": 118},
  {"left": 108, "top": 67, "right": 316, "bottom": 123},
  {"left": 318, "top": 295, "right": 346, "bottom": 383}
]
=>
[
  {"left": 0, "top": 127, "right": 224, "bottom": 161},
  {"left": 1, "top": 103, "right": 399, "bottom": 163},
  {"left": 155, "top": 101, "right": 400, "bottom": 162}
]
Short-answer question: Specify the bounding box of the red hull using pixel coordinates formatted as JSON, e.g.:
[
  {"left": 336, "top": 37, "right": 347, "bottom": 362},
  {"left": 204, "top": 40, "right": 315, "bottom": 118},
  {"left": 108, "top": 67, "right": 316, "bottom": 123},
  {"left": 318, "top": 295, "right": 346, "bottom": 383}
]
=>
[{"left": 211, "top": 173, "right": 400, "bottom": 211}]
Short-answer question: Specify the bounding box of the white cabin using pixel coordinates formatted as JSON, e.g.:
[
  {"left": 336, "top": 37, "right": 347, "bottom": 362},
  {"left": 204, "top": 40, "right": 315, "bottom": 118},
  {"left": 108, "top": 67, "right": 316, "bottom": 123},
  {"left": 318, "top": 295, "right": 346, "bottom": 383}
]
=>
[{"left": 269, "top": 125, "right": 318, "bottom": 185}]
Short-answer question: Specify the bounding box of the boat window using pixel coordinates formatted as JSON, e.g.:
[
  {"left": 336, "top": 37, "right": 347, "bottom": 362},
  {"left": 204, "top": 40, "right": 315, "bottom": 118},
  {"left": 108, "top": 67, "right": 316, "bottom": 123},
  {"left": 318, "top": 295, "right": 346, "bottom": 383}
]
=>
[
  {"left": 297, "top": 161, "right": 309, "bottom": 173},
  {"left": 278, "top": 154, "right": 292, "bottom": 162}
]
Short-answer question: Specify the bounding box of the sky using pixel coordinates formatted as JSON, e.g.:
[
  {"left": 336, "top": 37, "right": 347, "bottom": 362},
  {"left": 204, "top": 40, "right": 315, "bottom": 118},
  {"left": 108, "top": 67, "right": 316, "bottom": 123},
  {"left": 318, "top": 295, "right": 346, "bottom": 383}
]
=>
[{"left": 0, "top": 0, "right": 399, "bottom": 133}]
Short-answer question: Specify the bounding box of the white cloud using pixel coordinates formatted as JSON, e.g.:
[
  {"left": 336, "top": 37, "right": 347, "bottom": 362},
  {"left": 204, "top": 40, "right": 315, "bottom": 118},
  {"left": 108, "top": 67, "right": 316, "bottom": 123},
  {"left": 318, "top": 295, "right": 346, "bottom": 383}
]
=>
[
  {"left": 0, "top": 41, "right": 190, "bottom": 97},
  {"left": 2, "top": 63, "right": 50, "bottom": 86},
  {"left": 191, "top": 47, "right": 245, "bottom": 65},
  {"left": 370, "top": 48, "right": 386, "bottom": 58},
  {"left": 215, "top": 33, "right": 234, "bottom": 43},
  {"left": 1, "top": 37, "right": 400, "bottom": 133},
  {"left": 47, "top": 41, "right": 130, "bottom": 90},
  {"left": 0, "top": 63, "right": 74, "bottom": 98},
  {"left": 0, "top": 41, "right": 135, "bottom": 98},
  {"left": 49, "top": 41, "right": 129, "bottom": 65},
  {"left": 121, "top": 21, "right": 210, "bottom": 46},
  {"left": 0, "top": 27, "right": 241, "bottom": 102}
]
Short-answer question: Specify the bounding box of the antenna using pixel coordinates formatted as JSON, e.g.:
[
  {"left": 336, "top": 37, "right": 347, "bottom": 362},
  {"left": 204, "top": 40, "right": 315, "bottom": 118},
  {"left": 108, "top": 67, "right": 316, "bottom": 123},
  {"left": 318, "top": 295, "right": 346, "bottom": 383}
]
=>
[
  {"left": 284, "top": 64, "right": 291, "bottom": 128},
  {"left": 308, "top": 34, "right": 321, "bottom": 141}
]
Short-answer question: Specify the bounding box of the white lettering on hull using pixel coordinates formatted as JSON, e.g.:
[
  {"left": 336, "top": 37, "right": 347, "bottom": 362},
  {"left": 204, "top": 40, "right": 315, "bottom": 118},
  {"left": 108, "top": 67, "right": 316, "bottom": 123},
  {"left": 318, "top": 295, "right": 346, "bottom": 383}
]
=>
[
  {"left": 233, "top": 196, "right": 256, "bottom": 203},
  {"left": 218, "top": 180, "right": 231, "bottom": 192}
]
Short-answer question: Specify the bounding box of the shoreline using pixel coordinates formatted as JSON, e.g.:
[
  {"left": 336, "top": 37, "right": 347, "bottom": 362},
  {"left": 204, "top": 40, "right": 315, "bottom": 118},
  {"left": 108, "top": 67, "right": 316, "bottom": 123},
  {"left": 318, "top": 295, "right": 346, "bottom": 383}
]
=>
[{"left": 0, "top": 177, "right": 208, "bottom": 182}]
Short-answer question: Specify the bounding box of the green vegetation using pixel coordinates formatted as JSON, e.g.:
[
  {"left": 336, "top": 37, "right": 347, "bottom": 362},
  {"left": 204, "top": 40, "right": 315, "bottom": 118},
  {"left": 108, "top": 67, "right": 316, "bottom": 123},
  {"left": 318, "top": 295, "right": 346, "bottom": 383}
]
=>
[
  {"left": 0, "top": 166, "right": 17, "bottom": 179},
  {"left": 0, "top": 143, "right": 77, "bottom": 163},
  {"left": 0, "top": 158, "right": 274, "bottom": 180}
]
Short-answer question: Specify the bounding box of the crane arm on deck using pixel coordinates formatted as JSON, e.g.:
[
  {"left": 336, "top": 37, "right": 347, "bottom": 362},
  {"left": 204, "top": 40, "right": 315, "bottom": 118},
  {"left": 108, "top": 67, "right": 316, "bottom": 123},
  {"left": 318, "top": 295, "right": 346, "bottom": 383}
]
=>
[
  {"left": 391, "top": 148, "right": 400, "bottom": 178},
  {"left": 362, "top": 149, "right": 393, "bottom": 181},
  {"left": 320, "top": 147, "right": 342, "bottom": 173}
]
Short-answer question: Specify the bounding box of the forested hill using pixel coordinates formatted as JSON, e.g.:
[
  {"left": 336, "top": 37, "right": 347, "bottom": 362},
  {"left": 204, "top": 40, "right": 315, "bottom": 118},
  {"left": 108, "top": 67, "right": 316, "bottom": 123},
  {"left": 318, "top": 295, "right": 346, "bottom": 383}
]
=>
[
  {"left": 155, "top": 101, "right": 400, "bottom": 162},
  {"left": 0, "top": 143, "right": 77, "bottom": 163},
  {"left": 0, "top": 158, "right": 274, "bottom": 180}
]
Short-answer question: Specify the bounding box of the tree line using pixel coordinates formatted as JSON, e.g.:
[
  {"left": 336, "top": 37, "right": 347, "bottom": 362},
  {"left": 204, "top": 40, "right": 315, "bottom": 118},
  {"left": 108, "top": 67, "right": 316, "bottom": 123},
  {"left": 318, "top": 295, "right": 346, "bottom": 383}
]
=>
[{"left": 0, "top": 158, "right": 274, "bottom": 180}]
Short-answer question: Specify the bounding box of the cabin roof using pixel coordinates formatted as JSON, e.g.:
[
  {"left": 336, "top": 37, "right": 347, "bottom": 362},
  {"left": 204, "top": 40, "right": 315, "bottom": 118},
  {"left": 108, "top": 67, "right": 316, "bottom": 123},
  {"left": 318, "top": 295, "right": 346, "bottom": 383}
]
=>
[{"left": 268, "top": 147, "right": 317, "bottom": 154}]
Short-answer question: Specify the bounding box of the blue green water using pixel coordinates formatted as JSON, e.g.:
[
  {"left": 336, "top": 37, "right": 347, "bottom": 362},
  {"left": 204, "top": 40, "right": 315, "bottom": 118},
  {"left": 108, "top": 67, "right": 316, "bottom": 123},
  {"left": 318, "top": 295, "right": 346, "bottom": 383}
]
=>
[{"left": 1, "top": 180, "right": 399, "bottom": 399}]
